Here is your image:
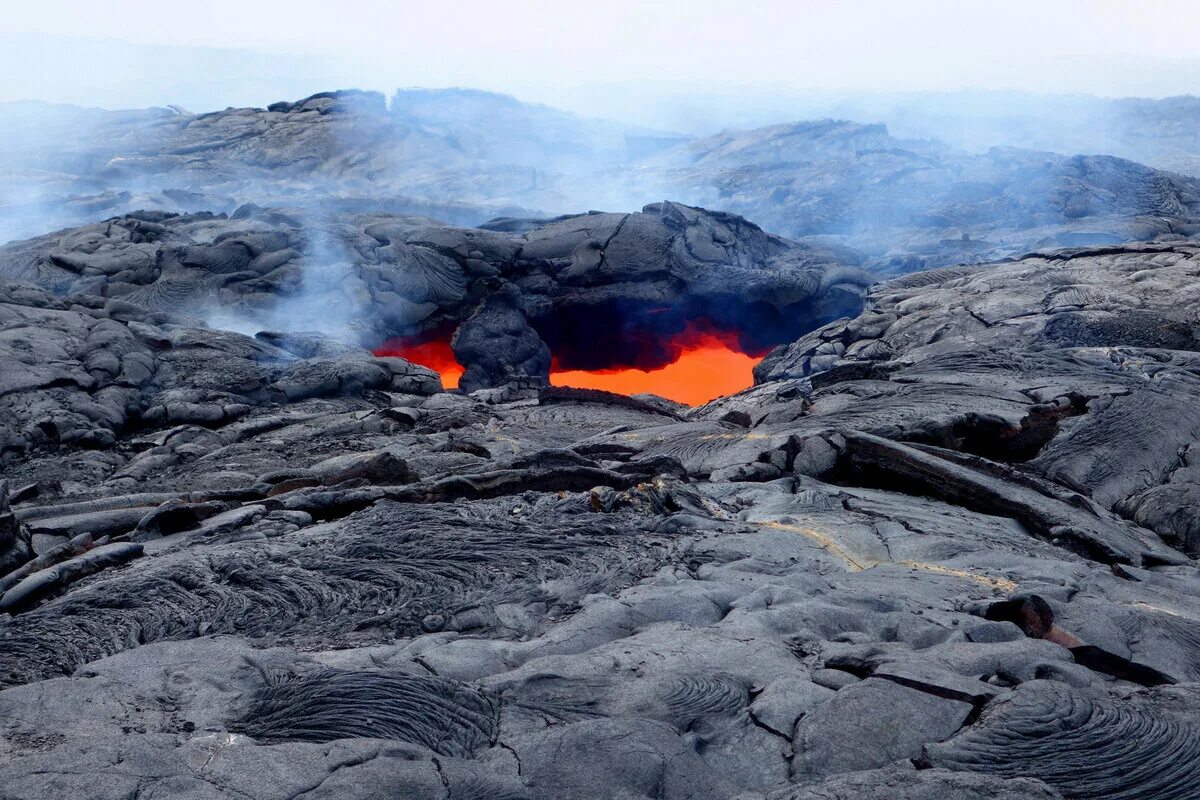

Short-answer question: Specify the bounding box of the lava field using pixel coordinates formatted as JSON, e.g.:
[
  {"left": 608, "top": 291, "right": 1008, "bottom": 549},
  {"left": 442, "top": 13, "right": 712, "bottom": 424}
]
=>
[{"left": 3, "top": 85, "right": 1200, "bottom": 800}]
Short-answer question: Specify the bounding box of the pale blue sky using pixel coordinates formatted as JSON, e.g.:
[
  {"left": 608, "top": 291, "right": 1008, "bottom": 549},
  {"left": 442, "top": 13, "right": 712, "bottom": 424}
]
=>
[{"left": 2, "top": 1, "right": 1199, "bottom": 112}]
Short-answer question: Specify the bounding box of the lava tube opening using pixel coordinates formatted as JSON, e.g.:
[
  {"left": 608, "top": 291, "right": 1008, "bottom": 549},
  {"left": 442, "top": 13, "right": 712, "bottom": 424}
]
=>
[
  {"left": 549, "top": 325, "right": 765, "bottom": 405},
  {"left": 373, "top": 327, "right": 464, "bottom": 389},
  {"left": 371, "top": 304, "right": 787, "bottom": 405}
]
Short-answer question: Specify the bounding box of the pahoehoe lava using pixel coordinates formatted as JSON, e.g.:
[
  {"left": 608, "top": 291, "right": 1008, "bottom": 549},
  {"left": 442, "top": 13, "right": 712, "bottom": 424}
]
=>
[{"left": 3, "top": 93, "right": 1200, "bottom": 799}]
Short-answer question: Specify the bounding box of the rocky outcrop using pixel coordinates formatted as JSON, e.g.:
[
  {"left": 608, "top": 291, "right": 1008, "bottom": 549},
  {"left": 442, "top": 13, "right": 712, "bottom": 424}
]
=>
[
  {"left": 0, "top": 282, "right": 441, "bottom": 463},
  {"left": 0, "top": 202, "right": 869, "bottom": 390},
  {"left": 755, "top": 241, "right": 1200, "bottom": 557}
]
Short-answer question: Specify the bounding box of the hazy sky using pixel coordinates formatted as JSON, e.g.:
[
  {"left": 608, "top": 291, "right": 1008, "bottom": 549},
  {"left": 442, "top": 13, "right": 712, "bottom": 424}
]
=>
[{"left": 3, "top": 1, "right": 1200, "bottom": 112}]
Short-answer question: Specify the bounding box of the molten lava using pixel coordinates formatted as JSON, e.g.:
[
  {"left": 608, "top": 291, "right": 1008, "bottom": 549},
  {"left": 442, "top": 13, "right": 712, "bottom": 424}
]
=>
[
  {"left": 550, "top": 329, "right": 760, "bottom": 405},
  {"left": 372, "top": 322, "right": 765, "bottom": 405},
  {"left": 373, "top": 335, "right": 463, "bottom": 389}
]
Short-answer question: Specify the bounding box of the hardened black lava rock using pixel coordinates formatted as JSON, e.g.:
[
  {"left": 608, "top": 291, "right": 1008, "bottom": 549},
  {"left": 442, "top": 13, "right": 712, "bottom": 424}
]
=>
[
  {"left": 3, "top": 233, "right": 1200, "bottom": 799},
  {"left": 0, "top": 201, "right": 871, "bottom": 392}
]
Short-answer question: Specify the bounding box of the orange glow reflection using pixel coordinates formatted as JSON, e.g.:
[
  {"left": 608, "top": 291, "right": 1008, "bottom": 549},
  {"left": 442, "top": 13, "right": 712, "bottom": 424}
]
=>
[
  {"left": 373, "top": 337, "right": 463, "bottom": 388},
  {"left": 373, "top": 325, "right": 762, "bottom": 405},
  {"left": 551, "top": 330, "right": 758, "bottom": 406}
]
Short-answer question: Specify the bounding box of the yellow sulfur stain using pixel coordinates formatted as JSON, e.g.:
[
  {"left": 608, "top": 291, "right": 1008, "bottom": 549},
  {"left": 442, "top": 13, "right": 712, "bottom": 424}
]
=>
[
  {"left": 1128, "top": 601, "right": 1196, "bottom": 620},
  {"left": 757, "top": 521, "right": 1016, "bottom": 591},
  {"left": 699, "top": 432, "right": 771, "bottom": 441},
  {"left": 894, "top": 560, "right": 1017, "bottom": 592},
  {"left": 758, "top": 521, "right": 872, "bottom": 571},
  {"left": 488, "top": 433, "right": 522, "bottom": 454}
]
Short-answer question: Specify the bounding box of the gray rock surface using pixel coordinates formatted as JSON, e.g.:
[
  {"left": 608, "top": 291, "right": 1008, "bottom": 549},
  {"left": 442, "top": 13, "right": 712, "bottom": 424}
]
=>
[{"left": 3, "top": 233, "right": 1200, "bottom": 799}]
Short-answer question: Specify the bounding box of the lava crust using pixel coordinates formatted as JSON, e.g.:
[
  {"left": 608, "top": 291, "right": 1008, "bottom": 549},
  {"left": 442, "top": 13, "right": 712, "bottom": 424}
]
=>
[{"left": 3, "top": 230, "right": 1200, "bottom": 799}]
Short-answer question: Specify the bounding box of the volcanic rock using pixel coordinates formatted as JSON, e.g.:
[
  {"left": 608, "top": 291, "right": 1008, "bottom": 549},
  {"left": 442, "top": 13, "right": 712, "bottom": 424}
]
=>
[
  {"left": 0, "top": 202, "right": 868, "bottom": 391},
  {"left": 2, "top": 238, "right": 1200, "bottom": 799}
]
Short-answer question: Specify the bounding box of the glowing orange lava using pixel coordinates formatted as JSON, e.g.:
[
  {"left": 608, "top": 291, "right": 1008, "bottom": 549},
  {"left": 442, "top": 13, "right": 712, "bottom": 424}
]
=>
[
  {"left": 373, "top": 337, "right": 463, "bottom": 388},
  {"left": 373, "top": 325, "right": 763, "bottom": 405},
  {"left": 551, "top": 330, "right": 759, "bottom": 406}
]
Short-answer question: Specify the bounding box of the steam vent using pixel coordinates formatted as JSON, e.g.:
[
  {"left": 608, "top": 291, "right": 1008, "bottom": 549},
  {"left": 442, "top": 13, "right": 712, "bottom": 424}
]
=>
[{"left": 6, "top": 74, "right": 1200, "bottom": 800}]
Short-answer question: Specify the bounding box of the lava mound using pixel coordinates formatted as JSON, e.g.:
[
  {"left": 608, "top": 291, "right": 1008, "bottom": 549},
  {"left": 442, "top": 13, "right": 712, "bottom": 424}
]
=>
[{"left": 0, "top": 201, "right": 870, "bottom": 402}]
